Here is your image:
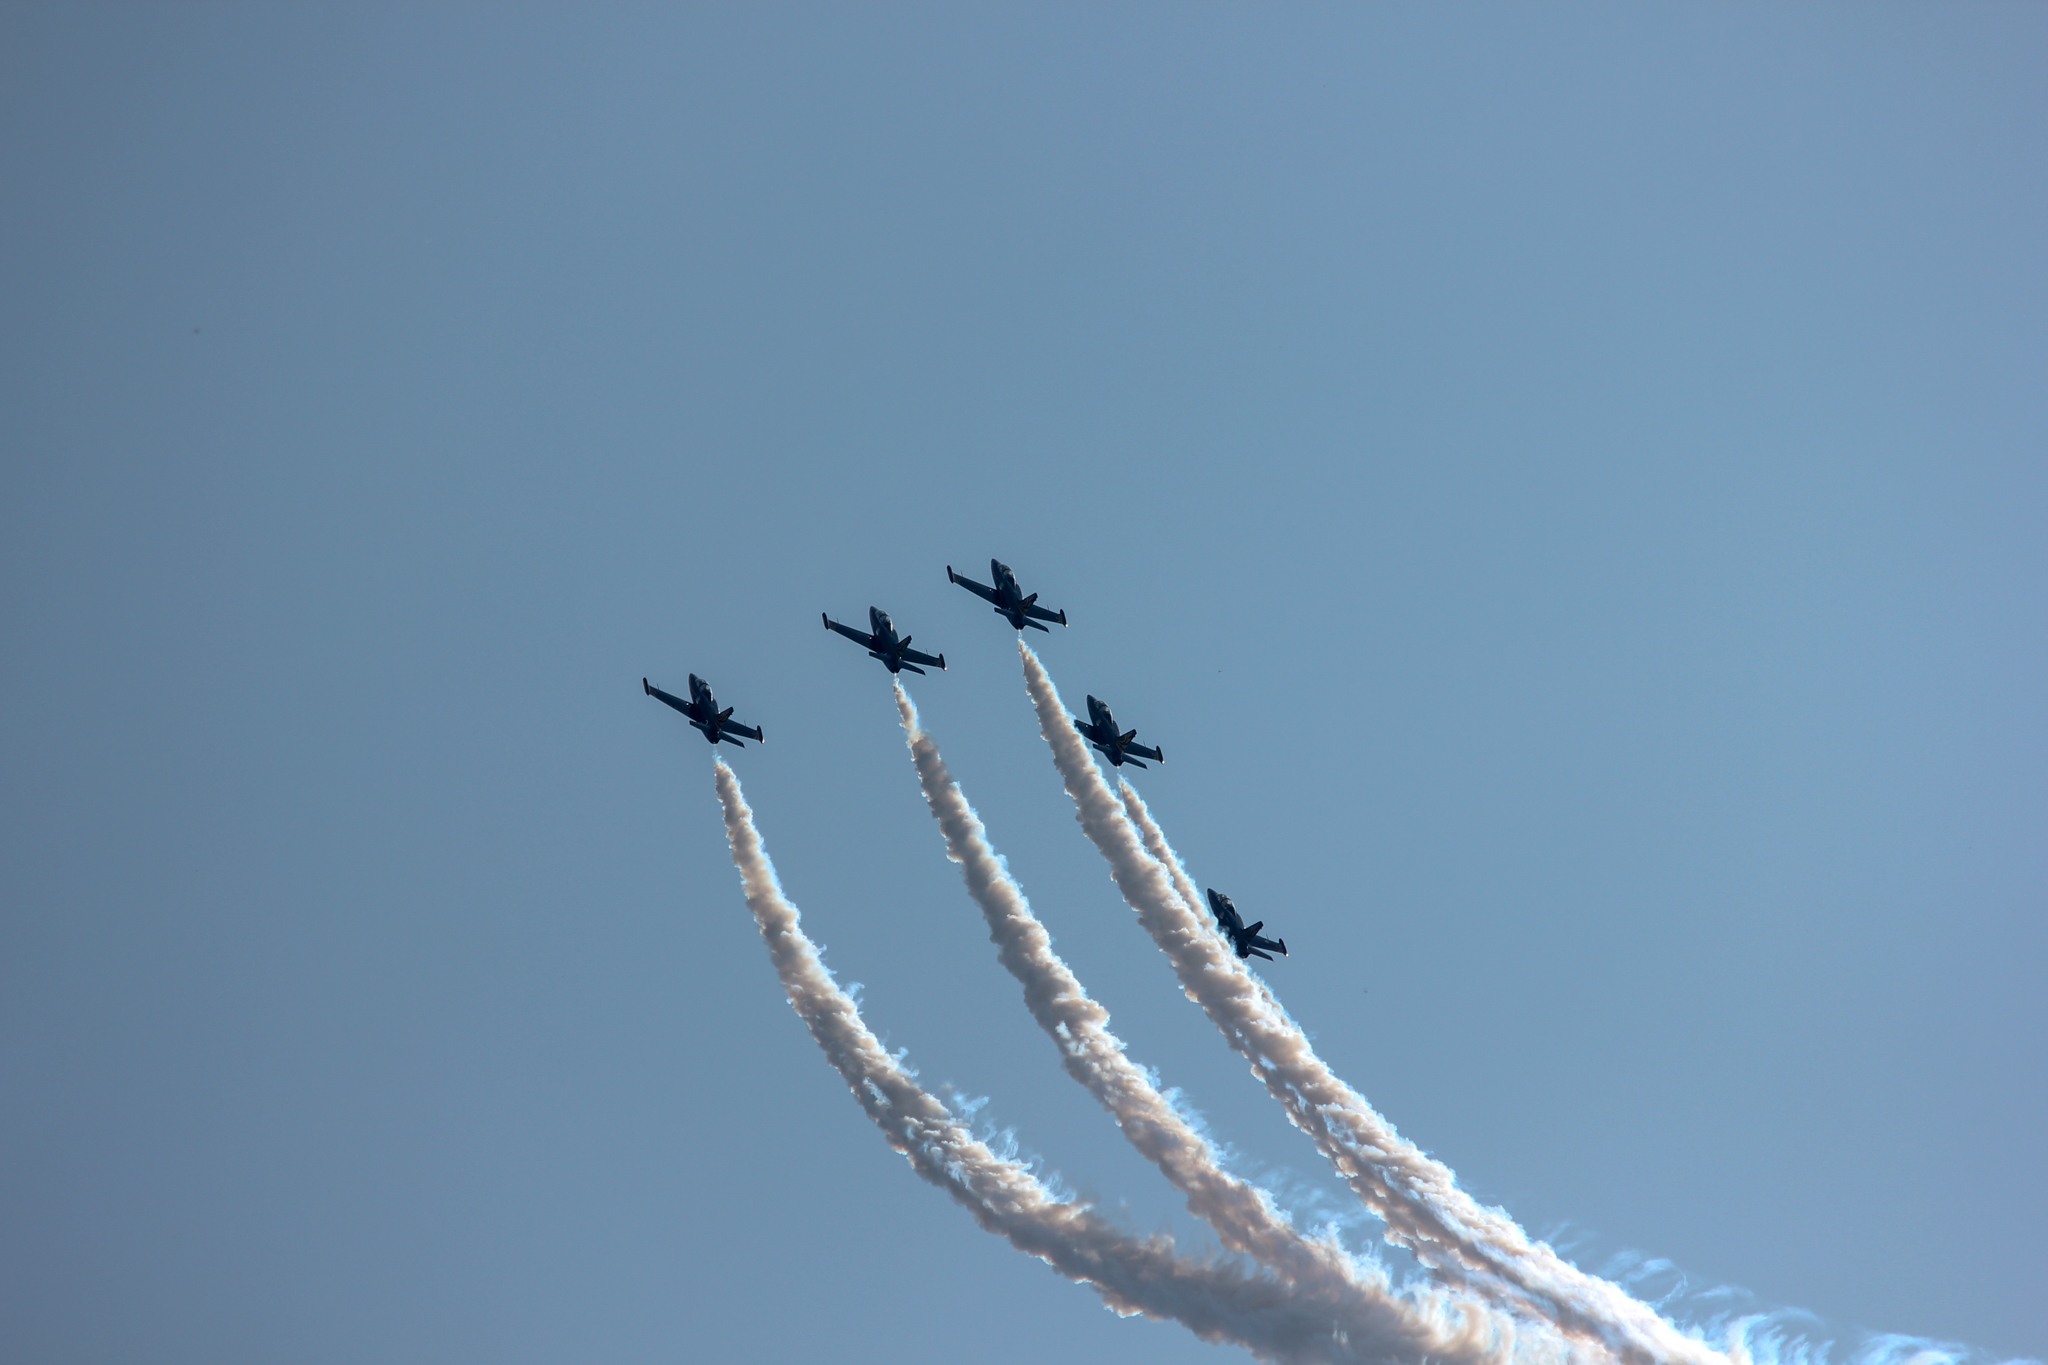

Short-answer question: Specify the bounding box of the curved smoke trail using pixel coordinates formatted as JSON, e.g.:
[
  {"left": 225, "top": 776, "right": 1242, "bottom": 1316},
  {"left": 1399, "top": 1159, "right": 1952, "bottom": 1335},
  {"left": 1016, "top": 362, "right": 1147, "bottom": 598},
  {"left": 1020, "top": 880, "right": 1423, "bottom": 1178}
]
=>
[
  {"left": 716, "top": 755, "right": 1494, "bottom": 1364},
  {"left": 1111, "top": 759, "right": 2011, "bottom": 1365},
  {"left": 1016, "top": 642, "right": 1725, "bottom": 1365},
  {"left": 889, "top": 685, "right": 1563, "bottom": 1365}
]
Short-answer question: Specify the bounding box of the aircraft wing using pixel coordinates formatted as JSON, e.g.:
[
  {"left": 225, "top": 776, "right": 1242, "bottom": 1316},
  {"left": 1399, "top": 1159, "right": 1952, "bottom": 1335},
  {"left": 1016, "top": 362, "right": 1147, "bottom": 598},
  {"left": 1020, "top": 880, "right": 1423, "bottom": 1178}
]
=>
[
  {"left": 1249, "top": 933, "right": 1286, "bottom": 957},
  {"left": 900, "top": 646, "right": 947, "bottom": 671},
  {"left": 1124, "top": 741, "right": 1163, "bottom": 764},
  {"left": 1022, "top": 601, "right": 1067, "bottom": 626},
  {"left": 644, "top": 679, "right": 702, "bottom": 721},
  {"left": 946, "top": 567, "right": 1000, "bottom": 604},
  {"left": 822, "top": 614, "right": 874, "bottom": 647},
  {"left": 724, "top": 721, "right": 764, "bottom": 743}
]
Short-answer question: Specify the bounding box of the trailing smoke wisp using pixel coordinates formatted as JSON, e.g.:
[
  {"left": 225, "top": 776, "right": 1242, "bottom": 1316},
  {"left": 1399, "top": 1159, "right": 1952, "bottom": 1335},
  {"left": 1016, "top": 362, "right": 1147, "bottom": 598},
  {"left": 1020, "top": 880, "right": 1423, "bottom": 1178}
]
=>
[
  {"left": 890, "top": 684, "right": 1564, "bottom": 1365},
  {"left": 1018, "top": 642, "right": 1724, "bottom": 1365},
  {"left": 716, "top": 756, "right": 1451, "bottom": 1363}
]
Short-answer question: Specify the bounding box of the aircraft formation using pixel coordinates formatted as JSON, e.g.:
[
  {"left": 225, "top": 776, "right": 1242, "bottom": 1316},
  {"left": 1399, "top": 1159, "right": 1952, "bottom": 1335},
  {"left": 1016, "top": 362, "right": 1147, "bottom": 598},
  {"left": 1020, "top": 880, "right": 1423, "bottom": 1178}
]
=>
[{"left": 645, "top": 557, "right": 1289, "bottom": 961}]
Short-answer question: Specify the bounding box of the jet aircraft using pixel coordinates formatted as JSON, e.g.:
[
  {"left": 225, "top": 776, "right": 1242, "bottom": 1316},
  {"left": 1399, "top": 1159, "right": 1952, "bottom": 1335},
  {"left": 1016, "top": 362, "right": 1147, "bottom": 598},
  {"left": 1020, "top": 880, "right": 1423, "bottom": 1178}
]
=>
[
  {"left": 947, "top": 559, "right": 1068, "bottom": 632},
  {"left": 1072, "top": 695, "right": 1164, "bottom": 768},
  {"left": 644, "top": 674, "right": 764, "bottom": 747},
  {"left": 823, "top": 607, "right": 947, "bottom": 675},
  {"left": 1206, "top": 889, "right": 1287, "bottom": 961}
]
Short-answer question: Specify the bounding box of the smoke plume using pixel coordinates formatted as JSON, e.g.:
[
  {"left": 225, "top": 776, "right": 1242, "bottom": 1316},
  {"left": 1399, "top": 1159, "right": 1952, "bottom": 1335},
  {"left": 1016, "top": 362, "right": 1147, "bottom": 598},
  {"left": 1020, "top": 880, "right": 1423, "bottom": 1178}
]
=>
[
  {"left": 890, "top": 685, "right": 1563, "bottom": 1364},
  {"left": 715, "top": 755, "right": 1538, "bottom": 1363},
  {"left": 1017, "top": 643, "right": 1724, "bottom": 1365}
]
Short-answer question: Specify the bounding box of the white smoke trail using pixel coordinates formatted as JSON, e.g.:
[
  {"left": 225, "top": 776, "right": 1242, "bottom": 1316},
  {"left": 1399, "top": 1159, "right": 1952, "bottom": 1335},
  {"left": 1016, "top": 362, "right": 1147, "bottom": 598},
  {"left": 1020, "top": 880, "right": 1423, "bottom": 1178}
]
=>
[
  {"left": 714, "top": 755, "right": 1502, "bottom": 1364},
  {"left": 1016, "top": 642, "right": 1726, "bottom": 1365},
  {"left": 1104, "top": 690, "right": 2026, "bottom": 1365},
  {"left": 889, "top": 685, "right": 1558, "bottom": 1365}
]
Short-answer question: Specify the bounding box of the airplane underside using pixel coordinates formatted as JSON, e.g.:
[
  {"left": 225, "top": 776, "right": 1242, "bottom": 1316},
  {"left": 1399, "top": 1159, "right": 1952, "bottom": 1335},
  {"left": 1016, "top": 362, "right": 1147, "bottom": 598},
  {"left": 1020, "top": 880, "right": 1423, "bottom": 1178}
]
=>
[{"left": 1003, "top": 607, "right": 1050, "bottom": 632}]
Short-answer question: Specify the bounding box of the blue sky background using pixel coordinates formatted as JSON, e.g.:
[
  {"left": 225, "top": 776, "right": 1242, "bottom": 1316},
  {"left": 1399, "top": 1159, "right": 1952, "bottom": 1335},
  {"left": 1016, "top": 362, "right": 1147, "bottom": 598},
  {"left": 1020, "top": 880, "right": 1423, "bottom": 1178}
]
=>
[{"left": 2, "top": 6, "right": 2042, "bottom": 1363}]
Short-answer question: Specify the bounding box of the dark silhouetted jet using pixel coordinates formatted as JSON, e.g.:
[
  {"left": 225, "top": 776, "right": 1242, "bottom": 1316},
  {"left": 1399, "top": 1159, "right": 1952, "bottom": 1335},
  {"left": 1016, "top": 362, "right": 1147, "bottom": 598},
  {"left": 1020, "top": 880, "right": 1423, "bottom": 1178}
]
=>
[
  {"left": 823, "top": 607, "right": 947, "bottom": 675},
  {"left": 947, "top": 559, "right": 1068, "bottom": 632},
  {"left": 1072, "top": 695, "right": 1164, "bottom": 768},
  {"left": 1207, "top": 889, "right": 1287, "bottom": 961},
  {"left": 644, "top": 674, "right": 764, "bottom": 747}
]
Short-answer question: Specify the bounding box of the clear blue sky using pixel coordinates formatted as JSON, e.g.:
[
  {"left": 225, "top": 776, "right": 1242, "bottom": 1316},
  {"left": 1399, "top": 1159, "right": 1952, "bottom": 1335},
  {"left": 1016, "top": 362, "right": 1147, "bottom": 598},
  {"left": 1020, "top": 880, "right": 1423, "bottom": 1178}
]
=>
[{"left": 2, "top": 6, "right": 2041, "bottom": 1363}]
